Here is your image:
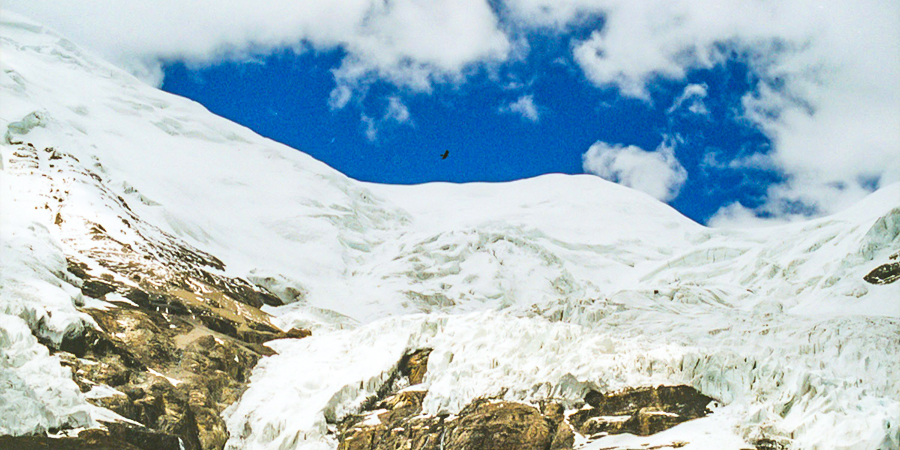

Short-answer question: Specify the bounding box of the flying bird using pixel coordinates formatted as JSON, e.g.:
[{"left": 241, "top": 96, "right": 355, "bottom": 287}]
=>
[{"left": 440, "top": 150, "right": 449, "bottom": 160}]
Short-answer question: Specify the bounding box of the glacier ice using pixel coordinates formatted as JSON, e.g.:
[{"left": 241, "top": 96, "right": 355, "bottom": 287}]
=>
[{"left": 0, "top": 315, "right": 94, "bottom": 435}]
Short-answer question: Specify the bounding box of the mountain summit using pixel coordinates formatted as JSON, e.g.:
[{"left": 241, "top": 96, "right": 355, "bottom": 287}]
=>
[{"left": 1, "top": 12, "right": 898, "bottom": 450}]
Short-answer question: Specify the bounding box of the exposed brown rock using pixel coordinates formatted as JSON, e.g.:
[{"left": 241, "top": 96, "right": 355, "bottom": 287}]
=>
[
  {"left": 338, "top": 388, "right": 573, "bottom": 450},
  {"left": 543, "top": 402, "right": 575, "bottom": 450},
  {"left": 46, "top": 260, "right": 312, "bottom": 450},
  {"left": 443, "top": 400, "right": 554, "bottom": 450},
  {"left": 569, "top": 385, "right": 714, "bottom": 437},
  {"left": 400, "top": 348, "right": 432, "bottom": 385},
  {"left": 753, "top": 438, "right": 789, "bottom": 450},
  {"left": 864, "top": 261, "right": 900, "bottom": 284},
  {"left": 6, "top": 145, "right": 317, "bottom": 448},
  {"left": 0, "top": 426, "right": 183, "bottom": 450},
  {"left": 339, "top": 390, "right": 437, "bottom": 450},
  {"left": 549, "top": 421, "right": 575, "bottom": 450}
]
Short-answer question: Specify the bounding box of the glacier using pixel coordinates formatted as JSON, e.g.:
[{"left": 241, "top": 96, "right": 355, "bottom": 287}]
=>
[{"left": 0, "top": 11, "right": 898, "bottom": 450}]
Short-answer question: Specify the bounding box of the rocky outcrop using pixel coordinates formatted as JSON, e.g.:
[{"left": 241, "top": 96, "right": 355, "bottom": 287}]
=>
[
  {"left": 4, "top": 145, "right": 310, "bottom": 449},
  {"left": 0, "top": 429, "right": 145, "bottom": 450},
  {"left": 864, "top": 251, "right": 900, "bottom": 284},
  {"left": 399, "top": 348, "right": 432, "bottom": 385},
  {"left": 569, "top": 385, "right": 714, "bottom": 437},
  {"left": 0, "top": 423, "right": 189, "bottom": 450},
  {"left": 44, "top": 264, "right": 311, "bottom": 450},
  {"left": 753, "top": 438, "right": 790, "bottom": 450},
  {"left": 339, "top": 393, "right": 573, "bottom": 450},
  {"left": 443, "top": 400, "right": 570, "bottom": 450}
]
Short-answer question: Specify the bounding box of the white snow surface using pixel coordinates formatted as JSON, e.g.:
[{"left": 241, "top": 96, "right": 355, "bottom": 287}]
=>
[{"left": 1, "top": 12, "right": 898, "bottom": 449}]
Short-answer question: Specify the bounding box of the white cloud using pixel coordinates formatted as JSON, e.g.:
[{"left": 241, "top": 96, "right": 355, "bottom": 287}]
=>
[
  {"left": 328, "top": 85, "right": 353, "bottom": 110},
  {"left": 706, "top": 202, "right": 793, "bottom": 229},
  {"left": 667, "top": 83, "right": 709, "bottom": 116},
  {"left": 503, "top": 0, "right": 604, "bottom": 29},
  {"left": 385, "top": 97, "right": 411, "bottom": 124},
  {"left": 582, "top": 140, "right": 688, "bottom": 202},
  {"left": 507, "top": 0, "right": 900, "bottom": 219},
  {"left": 701, "top": 151, "right": 776, "bottom": 172},
  {"left": 501, "top": 95, "right": 540, "bottom": 122},
  {"left": 361, "top": 114, "right": 378, "bottom": 142},
  {"left": 359, "top": 97, "right": 413, "bottom": 141},
  {"left": 710, "top": 175, "right": 881, "bottom": 228},
  {"left": 7, "top": 0, "right": 510, "bottom": 92}
]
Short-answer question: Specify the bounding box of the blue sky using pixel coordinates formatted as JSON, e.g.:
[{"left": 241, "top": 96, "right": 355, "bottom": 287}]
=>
[{"left": 11, "top": 1, "right": 899, "bottom": 226}]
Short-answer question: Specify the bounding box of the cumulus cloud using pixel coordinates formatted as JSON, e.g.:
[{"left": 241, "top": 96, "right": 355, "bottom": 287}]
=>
[
  {"left": 582, "top": 140, "right": 688, "bottom": 202},
  {"left": 667, "top": 83, "right": 709, "bottom": 116},
  {"left": 500, "top": 95, "right": 540, "bottom": 122}
]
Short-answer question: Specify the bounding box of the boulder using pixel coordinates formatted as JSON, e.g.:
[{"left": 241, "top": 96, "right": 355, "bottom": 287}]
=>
[
  {"left": 569, "top": 385, "right": 714, "bottom": 437},
  {"left": 443, "top": 400, "right": 554, "bottom": 450},
  {"left": 864, "top": 261, "right": 900, "bottom": 285}
]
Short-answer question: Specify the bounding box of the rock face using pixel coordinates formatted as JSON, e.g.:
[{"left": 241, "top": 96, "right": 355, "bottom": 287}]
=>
[
  {"left": 0, "top": 430, "right": 144, "bottom": 450},
  {"left": 569, "top": 385, "right": 714, "bottom": 437},
  {"left": 443, "top": 400, "right": 566, "bottom": 450},
  {"left": 50, "top": 263, "right": 310, "bottom": 450},
  {"left": 864, "top": 261, "right": 900, "bottom": 285},
  {"left": 43, "top": 267, "right": 310, "bottom": 450},
  {"left": 339, "top": 393, "right": 573, "bottom": 450},
  {"left": 400, "top": 348, "right": 432, "bottom": 386},
  {"left": 4, "top": 146, "right": 310, "bottom": 449}
]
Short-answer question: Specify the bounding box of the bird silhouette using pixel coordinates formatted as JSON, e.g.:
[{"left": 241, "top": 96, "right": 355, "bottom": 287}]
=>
[{"left": 440, "top": 150, "right": 449, "bottom": 160}]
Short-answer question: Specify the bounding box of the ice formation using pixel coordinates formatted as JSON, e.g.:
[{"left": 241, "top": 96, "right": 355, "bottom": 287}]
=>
[{"left": 0, "top": 11, "right": 897, "bottom": 450}]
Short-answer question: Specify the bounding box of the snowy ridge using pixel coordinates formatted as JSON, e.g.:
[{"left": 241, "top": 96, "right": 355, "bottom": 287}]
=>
[{"left": 1, "top": 12, "right": 898, "bottom": 450}]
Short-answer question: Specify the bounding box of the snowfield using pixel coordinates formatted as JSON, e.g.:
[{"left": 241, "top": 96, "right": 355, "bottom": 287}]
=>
[{"left": 1, "top": 11, "right": 898, "bottom": 450}]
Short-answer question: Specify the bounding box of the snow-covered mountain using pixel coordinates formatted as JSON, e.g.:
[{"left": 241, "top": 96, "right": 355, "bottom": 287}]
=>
[{"left": 1, "top": 12, "right": 898, "bottom": 450}]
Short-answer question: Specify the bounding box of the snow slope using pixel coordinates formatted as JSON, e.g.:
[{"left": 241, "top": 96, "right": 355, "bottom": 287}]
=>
[{"left": 1, "top": 12, "right": 898, "bottom": 450}]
